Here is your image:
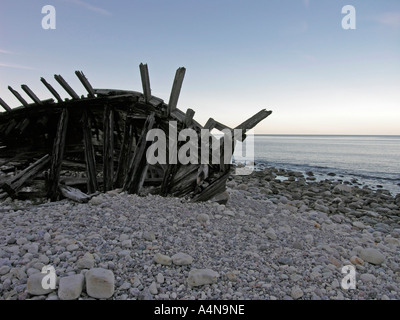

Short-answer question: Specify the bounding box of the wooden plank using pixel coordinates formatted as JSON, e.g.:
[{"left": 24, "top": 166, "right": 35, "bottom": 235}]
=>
[
  {"left": 235, "top": 109, "right": 272, "bottom": 132},
  {"left": 1, "top": 154, "right": 50, "bottom": 197},
  {"left": 54, "top": 74, "right": 80, "bottom": 99},
  {"left": 8, "top": 86, "right": 29, "bottom": 107},
  {"left": 115, "top": 114, "right": 135, "bottom": 188},
  {"left": 21, "top": 85, "right": 43, "bottom": 105},
  {"left": 139, "top": 63, "right": 152, "bottom": 102},
  {"left": 59, "top": 185, "right": 91, "bottom": 203},
  {"left": 82, "top": 109, "right": 98, "bottom": 193},
  {"left": 204, "top": 118, "right": 216, "bottom": 130},
  {"left": 40, "top": 77, "right": 63, "bottom": 102},
  {"left": 123, "top": 112, "right": 155, "bottom": 194},
  {"left": 190, "top": 170, "right": 230, "bottom": 202},
  {"left": 0, "top": 98, "right": 12, "bottom": 112},
  {"left": 103, "top": 104, "right": 114, "bottom": 191},
  {"left": 75, "top": 71, "right": 95, "bottom": 98},
  {"left": 168, "top": 67, "right": 186, "bottom": 115},
  {"left": 185, "top": 108, "right": 195, "bottom": 128},
  {"left": 47, "top": 107, "right": 69, "bottom": 201}
]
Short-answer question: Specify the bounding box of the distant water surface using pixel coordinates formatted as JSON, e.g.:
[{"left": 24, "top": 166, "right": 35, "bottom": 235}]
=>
[{"left": 251, "top": 135, "right": 400, "bottom": 195}]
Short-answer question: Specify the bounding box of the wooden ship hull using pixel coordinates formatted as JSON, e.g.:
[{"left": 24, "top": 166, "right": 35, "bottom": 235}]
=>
[{"left": 0, "top": 64, "right": 272, "bottom": 202}]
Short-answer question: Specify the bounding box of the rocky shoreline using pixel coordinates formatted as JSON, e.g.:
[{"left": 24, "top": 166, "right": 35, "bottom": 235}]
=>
[{"left": 1, "top": 167, "right": 400, "bottom": 300}]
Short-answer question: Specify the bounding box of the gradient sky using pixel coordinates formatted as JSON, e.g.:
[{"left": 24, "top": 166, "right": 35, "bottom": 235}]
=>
[{"left": 1, "top": 0, "right": 399, "bottom": 134}]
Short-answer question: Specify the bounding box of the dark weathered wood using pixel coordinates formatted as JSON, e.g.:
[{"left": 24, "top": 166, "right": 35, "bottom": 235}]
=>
[
  {"left": 235, "top": 109, "right": 272, "bottom": 132},
  {"left": 59, "top": 185, "right": 91, "bottom": 203},
  {"left": 168, "top": 67, "right": 185, "bottom": 115},
  {"left": 204, "top": 118, "right": 217, "bottom": 130},
  {"left": 190, "top": 169, "right": 230, "bottom": 202},
  {"left": 185, "top": 108, "right": 195, "bottom": 128},
  {"left": 1, "top": 154, "right": 50, "bottom": 196},
  {"left": 139, "top": 63, "right": 152, "bottom": 102},
  {"left": 82, "top": 109, "right": 98, "bottom": 193},
  {"left": 40, "top": 77, "right": 63, "bottom": 103},
  {"left": 115, "top": 114, "right": 135, "bottom": 188},
  {"left": 47, "top": 107, "right": 69, "bottom": 201},
  {"left": 21, "top": 85, "right": 42, "bottom": 105},
  {"left": 75, "top": 71, "right": 95, "bottom": 98},
  {"left": 103, "top": 104, "right": 114, "bottom": 191},
  {"left": 0, "top": 98, "right": 12, "bottom": 112},
  {"left": 123, "top": 112, "right": 155, "bottom": 194},
  {"left": 8, "top": 86, "right": 29, "bottom": 107},
  {"left": 54, "top": 75, "right": 80, "bottom": 99}
]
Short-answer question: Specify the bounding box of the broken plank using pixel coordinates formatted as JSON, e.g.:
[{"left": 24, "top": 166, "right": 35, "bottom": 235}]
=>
[
  {"left": 167, "top": 67, "right": 186, "bottom": 115},
  {"left": 8, "top": 86, "right": 29, "bottom": 107},
  {"left": 54, "top": 74, "right": 80, "bottom": 99},
  {"left": 40, "top": 77, "right": 63, "bottom": 103},
  {"left": 1, "top": 154, "right": 50, "bottom": 197},
  {"left": 47, "top": 107, "right": 69, "bottom": 201},
  {"left": 0, "top": 98, "right": 12, "bottom": 112},
  {"left": 59, "top": 185, "right": 91, "bottom": 203},
  {"left": 75, "top": 71, "right": 95, "bottom": 98},
  {"left": 82, "top": 109, "right": 98, "bottom": 193},
  {"left": 139, "top": 63, "right": 152, "bottom": 102},
  {"left": 184, "top": 108, "right": 195, "bottom": 128},
  {"left": 21, "top": 85, "right": 43, "bottom": 105},
  {"left": 123, "top": 112, "right": 155, "bottom": 194},
  {"left": 103, "top": 104, "right": 114, "bottom": 192}
]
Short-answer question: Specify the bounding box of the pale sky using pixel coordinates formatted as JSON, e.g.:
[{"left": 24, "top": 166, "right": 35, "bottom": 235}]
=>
[{"left": 1, "top": 0, "right": 399, "bottom": 134}]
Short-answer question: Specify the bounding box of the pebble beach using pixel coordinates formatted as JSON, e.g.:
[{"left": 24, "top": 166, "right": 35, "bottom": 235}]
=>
[{"left": 1, "top": 167, "right": 400, "bottom": 300}]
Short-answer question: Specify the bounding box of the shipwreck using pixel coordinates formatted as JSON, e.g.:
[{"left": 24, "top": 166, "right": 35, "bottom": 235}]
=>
[{"left": 0, "top": 64, "right": 272, "bottom": 203}]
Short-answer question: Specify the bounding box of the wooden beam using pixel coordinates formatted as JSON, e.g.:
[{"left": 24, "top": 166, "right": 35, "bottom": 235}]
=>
[
  {"left": 59, "top": 185, "right": 91, "bottom": 203},
  {"left": 139, "top": 63, "right": 152, "bottom": 102},
  {"left": 54, "top": 74, "right": 80, "bottom": 99},
  {"left": 8, "top": 86, "right": 29, "bottom": 107},
  {"left": 168, "top": 67, "right": 186, "bottom": 115},
  {"left": 82, "top": 109, "right": 98, "bottom": 193},
  {"left": 75, "top": 71, "right": 95, "bottom": 98},
  {"left": 40, "top": 77, "right": 63, "bottom": 103},
  {"left": 0, "top": 97, "right": 12, "bottom": 112},
  {"left": 123, "top": 112, "right": 155, "bottom": 194},
  {"left": 1, "top": 154, "right": 50, "bottom": 197},
  {"left": 235, "top": 109, "right": 272, "bottom": 132},
  {"left": 185, "top": 108, "right": 195, "bottom": 128},
  {"left": 204, "top": 118, "right": 216, "bottom": 130},
  {"left": 103, "top": 104, "right": 114, "bottom": 192},
  {"left": 21, "top": 85, "right": 43, "bottom": 105},
  {"left": 47, "top": 107, "right": 69, "bottom": 201}
]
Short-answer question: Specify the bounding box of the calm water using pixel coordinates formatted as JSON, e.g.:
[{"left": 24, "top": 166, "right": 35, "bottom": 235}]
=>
[{"left": 251, "top": 135, "right": 400, "bottom": 195}]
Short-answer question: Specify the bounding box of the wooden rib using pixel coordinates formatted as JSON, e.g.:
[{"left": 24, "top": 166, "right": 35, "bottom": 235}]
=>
[
  {"left": 8, "top": 86, "right": 29, "bottom": 107},
  {"left": 184, "top": 108, "right": 195, "bottom": 128},
  {"left": 204, "top": 118, "right": 216, "bottom": 130},
  {"left": 0, "top": 98, "right": 12, "bottom": 112},
  {"left": 40, "top": 77, "right": 63, "bottom": 102},
  {"left": 54, "top": 74, "right": 80, "bottom": 99},
  {"left": 75, "top": 71, "right": 95, "bottom": 98},
  {"left": 103, "top": 104, "right": 114, "bottom": 192},
  {"left": 82, "top": 109, "right": 98, "bottom": 193},
  {"left": 235, "top": 109, "right": 272, "bottom": 131},
  {"left": 21, "top": 85, "right": 43, "bottom": 105},
  {"left": 168, "top": 67, "right": 186, "bottom": 115},
  {"left": 139, "top": 63, "right": 152, "bottom": 102}
]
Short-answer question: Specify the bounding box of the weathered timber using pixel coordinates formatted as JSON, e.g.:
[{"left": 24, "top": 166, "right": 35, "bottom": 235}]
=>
[
  {"left": 115, "top": 113, "right": 135, "bottom": 188},
  {"left": 40, "top": 77, "right": 63, "bottom": 103},
  {"left": 0, "top": 98, "right": 12, "bottom": 112},
  {"left": 75, "top": 71, "right": 96, "bottom": 98},
  {"left": 103, "top": 104, "right": 114, "bottom": 191},
  {"left": 190, "top": 169, "right": 231, "bottom": 202},
  {"left": 139, "top": 63, "right": 152, "bottom": 102},
  {"left": 168, "top": 67, "right": 186, "bottom": 115},
  {"left": 235, "top": 109, "right": 272, "bottom": 140},
  {"left": 47, "top": 107, "right": 69, "bottom": 201},
  {"left": 1, "top": 154, "right": 50, "bottom": 197},
  {"left": 59, "top": 185, "right": 91, "bottom": 203},
  {"left": 123, "top": 112, "right": 155, "bottom": 194},
  {"left": 21, "top": 85, "right": 43, "bottom": 105},
  {"left": 82, "top": 109, "right": 98, "bottom": 193},
  {"left": 185, "top": 108, "right": 195, "bottom": 128},
  {"left": 54, "top": 75, "right": 80, "bottom": 99},
  {"left": 8, "top": 86, "right": 29, "bottom": 107}
]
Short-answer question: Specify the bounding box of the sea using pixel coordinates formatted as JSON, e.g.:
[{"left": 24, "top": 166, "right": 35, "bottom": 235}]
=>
[{"left": 236, "top": 135, "right": 400, "bottom": 196}]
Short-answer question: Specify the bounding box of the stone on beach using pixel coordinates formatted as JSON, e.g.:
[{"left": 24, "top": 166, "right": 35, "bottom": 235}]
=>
[
  {"left": 171, "top": 252, "right": 193, "bottom": 265},
  {"left": 154, "top": 253, "right": 172, "bottom": 266},
  {"left": 77, "top": 252, "right": 95, "bottom": 269},
  {"left": 360, "top": 248, "right": 385, "bottom": 265},
  {"left": 27, "top": 272, "right": 56, "bottom": 296},
  {"left": 187, "top": 269, "right": 219, "bottom": 287},
  {"left": 85, "top": 268, "right": 115, "bottom": 299},
  {"left": 58, "top": 274, "right": 84, "bottom": 300}
]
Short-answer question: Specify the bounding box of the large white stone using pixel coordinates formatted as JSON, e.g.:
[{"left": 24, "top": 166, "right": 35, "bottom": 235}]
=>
[
  {"left": 360, "top": 248, "right": 385, "bottom": 265},
  {"left": 154, "top": 253, "right": 172, "bottom": 266},
  {"left": 27, "top": 272, "right": 56, "bottom": 296},
  {"left": 172, "top": 252, "right": 193, "bottom": 265},
  {"left": 58, "top": 274, "right": 84, "bottom": 300},
  {"left": 187, "top": 269, "right": 219, "bottom": 287},
  {"left": 85, "top": 268, "right": 115, "bottom": 299},
  {"left": 77, "top": 252, "right": 95, "bottom": 269}
]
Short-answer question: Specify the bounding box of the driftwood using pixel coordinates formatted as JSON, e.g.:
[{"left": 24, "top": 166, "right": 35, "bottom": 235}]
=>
[{"left": 0, "top": 63, "right": 273, "bottom": 203}]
